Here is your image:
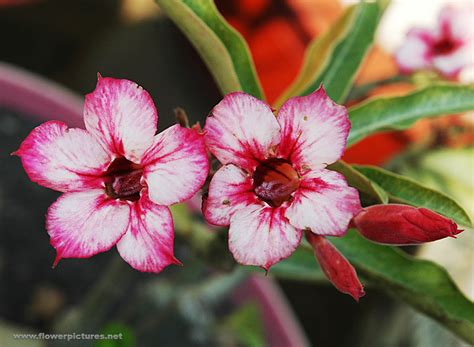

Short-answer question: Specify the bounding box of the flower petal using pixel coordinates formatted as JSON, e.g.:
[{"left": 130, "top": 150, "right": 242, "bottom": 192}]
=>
[
  {"left": 203, "top": 164, "right": 258, "bottom": 226},
  {"left": 142, "top": 125, "right": 209, "bottom": 206},
  {"left": 116, "top": 193, "right": 179, "bottom": 273},
  {"left": 277, "top": 87, "right": 350, "bottom": 171},
  {"left": 84, "top": 76, "right": 158, "bottom": 162},
  {"left": 46, "top": 189, "right": 131, "bottom": 264},
  {"left": 229, "top": 204, "right": 302, "bottom": 270},
  {"left": 285, "top": 169, "right": 361, "bottom": 236},
  {"left": 204, "top": 92, "right": 280, "bottom": 171},
  {"left": 15, "top": 121, "right": 111, "bottom": 192},
  {"left": 438, "top": 4, "right": 474, "bottom": 43},
  {"left": 395, "top": 28, "right": 433, "bottom": 74},
  {"left": 433, "top": 46, "right": 473, "bottom": 77}
]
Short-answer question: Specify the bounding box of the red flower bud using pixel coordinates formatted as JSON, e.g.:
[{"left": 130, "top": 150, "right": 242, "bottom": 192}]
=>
[
  {"left": 352, "top": 204, "right": 463, "bottom": 245},
  {"left": 305, "top": 232, "right": 365, "bottom": 302}
]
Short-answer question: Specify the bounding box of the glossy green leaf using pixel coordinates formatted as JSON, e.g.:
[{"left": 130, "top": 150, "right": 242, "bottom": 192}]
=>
[
  {"left": 327, "top": 231, "right": 474, "bottom": 344},
  {"left": 400, "top": 148, "right": 474, "bottom": 219},
  {"left": 155, "top": 1, "right": 474, "bottom": 342},
  {"left": 348, "top": 84, "right": 474, "bottom": 146},
  {"left": 155, "top": 0, "right": 264, "bottom": 99},
  {"left": 299, "top": 1, "right": 384, "bottom": 103},
  {"left": 328, "top": 160, "right": 389, "bottom": 204},
  {"left": 274, "top": 6, "right": 357, "bottom": 108},
  {"left": 271, "top": 232, "right": 474, "bottom": 343},
  {"left": 354, "top": 165, "right": 472, "bottom": 227}
]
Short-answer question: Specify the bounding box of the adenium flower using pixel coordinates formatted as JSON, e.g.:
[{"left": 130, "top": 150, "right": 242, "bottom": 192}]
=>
[
  {"left": 395, "top": 4, "right": 474, "bottom": 78},
  {"left": 305, "top": 232, "right": 364, "bottom": 301},
  {"left": 203, "top": 87, "right": 361, "bottom": 270},
  {"left": 14, "top": 76, "right": 209, "bottom": 273},
  {"left": 352, "top": 204, "right": 463, "bottom": 245}
]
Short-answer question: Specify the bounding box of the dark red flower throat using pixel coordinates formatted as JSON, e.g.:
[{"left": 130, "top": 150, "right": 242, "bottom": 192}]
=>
[
  {"left": 432, "top": 37, "right": 458, "bottom": 55},
  {"left": 104, "top": 157, "right": 143, "bottom": 201},
  {"left": 253, "top": 158, "right": 300, "bottom": 207}
]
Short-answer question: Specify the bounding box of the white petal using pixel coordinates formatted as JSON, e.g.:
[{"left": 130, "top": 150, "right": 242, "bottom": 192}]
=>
[
  {"left": 285, "top": 169, "right": 361, "bottom": 236},
  {"left": 16, "top": 121, "right": 111, "bottom": 192},
  {"left": 84, "top": 77, "right": 158, "bottom": 162},
  {"left": 204, "top": 92, "right": 280, "bottom": 171},
  {"left": 438, "top": 4, "right": 474, "bottom": 43},
  {"left": 229, "top": 204, "right": 301, "bottom": 270},
  {"left": 433, "top": 46, "right": 474, "bottom": 77},
  {"left": 47, "top": 190, "right": 130, "bottom": 263},
  {"left": 203, "top": 164, "right": 258, "bottom": 226},
  {"left": 117, "top": 194, "right": 179, "bottom": 273},
  {"left": 142, "top": 125, "right": 209, "bottom": 206},
  {"left": 277, "top": 87, "right": 349, "bottom": 171},
  {"left": 395, "top": 28, "right": 433, "bottom": 73}
]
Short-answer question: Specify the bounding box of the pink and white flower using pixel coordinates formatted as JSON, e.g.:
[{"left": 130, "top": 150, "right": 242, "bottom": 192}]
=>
[
  {"left": 395, "top": 4, "right": 474, "bottom": 78},
  {"left": 15, "top": 76, "right": 209, "bottom": 273},
  {"left": 203, "top": 87, "right": 361, "bottom": 270}
]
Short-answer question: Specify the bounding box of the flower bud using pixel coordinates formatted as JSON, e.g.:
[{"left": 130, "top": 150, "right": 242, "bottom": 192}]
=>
[
  {"left": 352, "top": 204, "right": 463, "bottom": 245},
  {"left": 305, "top": 232, "right": 365, "bottom": 302}
]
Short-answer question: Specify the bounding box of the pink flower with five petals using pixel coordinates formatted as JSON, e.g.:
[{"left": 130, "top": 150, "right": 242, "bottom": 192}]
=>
[
  {"left": 203, "top": 87, "right": 361, "bottom": 270},
  {"left": 14, "top": 76, "right": 209, "bottom": 273},
  {"left": 395, "top": 4, "right": 474, "bottom": 78}
]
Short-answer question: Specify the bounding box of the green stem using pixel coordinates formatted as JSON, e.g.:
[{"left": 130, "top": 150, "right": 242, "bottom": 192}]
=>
[{"left": 346, "top": 75, "right": 411, "bottom": 102}]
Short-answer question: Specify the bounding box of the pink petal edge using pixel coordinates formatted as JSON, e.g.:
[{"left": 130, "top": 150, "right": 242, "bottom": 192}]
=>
[
  {"left": 229, "top": 204, "right": 302, "bottom": 271},
  {"left": 277, "top": 86, "right": 350, "bottom": 172},
  {"left": 203, "top": 164, "right": 259, "bottom": 226},
  {"left": 204, "top": 92, "right": 280, "bottom": 171},
  {"left": 47, "top": 189, "right": 131, "bottom": 266},
  {"left": 142, "top": 124, "right": 209, "bottom": 206},
  {"left": 83, "top": 76, "right": 158, "bottom": 162},
  {"left": 15, "top": 120, "right": 111, "bottom": 192},
  {"left": 285, "top": 169, "right": 361, "bottom": 236},
  {"left": 116, "top": 192, "right": 181, "bottom": 273},
  {"left": 395, "top": 28, "right": 433, "bottom": 74}
]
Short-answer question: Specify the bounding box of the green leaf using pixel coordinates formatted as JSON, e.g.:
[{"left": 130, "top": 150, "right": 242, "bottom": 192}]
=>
[
  {"left": 328, "top": 160, "right": 389, "bottom": 204},
  {"left": 155, "top": 0, "right": 264, "bottom": 99},
  {"left": 170, "top": 203, "right": 193, "bottom": 234},
  {"left": 273, "top": 232, "right": 474, "bottom": 343},
  {"left": 299, "top": 1, "right": 384, "bottom": 103},
  {"left": 401, "top": 148, "right": 474, "bottom": 220},
  {"left": 273, "top": 5, "right": 357, "bottom": 108},
  {"left": 327, "top": 231, "right": 474, "bottom": 344},
  {"left": 348, "top": 84, "right": 474, "bottom": 146},
  {"left": 94, "top": 322, "right": 135, "bottom": 347},
  {"left": 354, "top": 165, "right": 472, "bottom": 227}
]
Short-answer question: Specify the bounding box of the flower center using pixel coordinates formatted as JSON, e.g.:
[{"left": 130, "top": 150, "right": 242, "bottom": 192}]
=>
[
  {"left": 432, "top": 37, "right": 457, "bottom": 56},
  {"left": 253, "top": 158, "right": 300, "bottom": 207},
  {"left": 104, "top": 157, "right": 143, "bottom": 201}
]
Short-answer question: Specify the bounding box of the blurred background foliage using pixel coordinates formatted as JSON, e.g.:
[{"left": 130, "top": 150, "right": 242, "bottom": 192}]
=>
[{"left": 0, "top": 0, "right": 473, "bottom": 346}]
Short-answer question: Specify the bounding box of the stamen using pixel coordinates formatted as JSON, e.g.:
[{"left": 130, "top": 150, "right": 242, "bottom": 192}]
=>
[
  {"left": 104, "top": 157, "right": 143, "bottom": 201},
  {"left": 253, "top": 158, "right": 300, "bottom": 207}
]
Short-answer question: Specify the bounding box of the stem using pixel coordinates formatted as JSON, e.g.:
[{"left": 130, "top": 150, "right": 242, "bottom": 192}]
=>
[
  {"left": 174, "top": 107, "right": 190, "bottom": 128},
  {"left": 136, "top": 268, "right": 248, "bottom": 337},
  {"left": 53, "top": 255, "right": 133, "bottom": 334},
  {"left": 346, "top": 75, "right": 411, "bottom": 102}
]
